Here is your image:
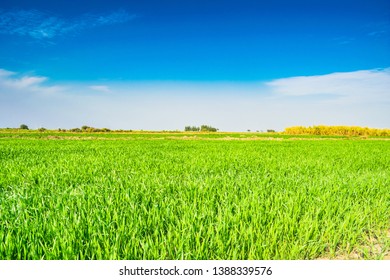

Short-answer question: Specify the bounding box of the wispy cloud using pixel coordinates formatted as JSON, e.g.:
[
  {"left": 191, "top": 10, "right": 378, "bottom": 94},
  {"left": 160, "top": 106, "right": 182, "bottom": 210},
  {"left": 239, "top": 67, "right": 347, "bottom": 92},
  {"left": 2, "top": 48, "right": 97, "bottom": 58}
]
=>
[
  {"left": 0, "top": 69, "right": 15, "bottom": 77},
  {"left": 266, "top": 68, "right": 390, "bottom": 102},
  {"left": 0, "top": 69, "right": 63, "bottom": 94},
  {"left": 89, "top": 85, "right": 112, "bottom": 93},
  {"left": 366, "top": 21, "right": 390, "bottom": 38},
  {"left": 331, "top": 36, "right": 355, "bottom": 45},
  {"left": 0, "top": 9, "right": 135, "bottom": 39}
]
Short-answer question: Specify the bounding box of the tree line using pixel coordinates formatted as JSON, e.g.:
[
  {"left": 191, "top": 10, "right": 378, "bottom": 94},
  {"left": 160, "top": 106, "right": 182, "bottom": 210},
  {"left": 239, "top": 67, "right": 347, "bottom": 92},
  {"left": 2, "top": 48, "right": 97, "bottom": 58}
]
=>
[
  {"left": 284, "top": 125, "right": 390, "bottom": 136},
  {"left": 184, "top": 125, "right": 219, "bottom": 132},
  {"left": 11, "top": 124, "right": 390, "bottom": 136}
]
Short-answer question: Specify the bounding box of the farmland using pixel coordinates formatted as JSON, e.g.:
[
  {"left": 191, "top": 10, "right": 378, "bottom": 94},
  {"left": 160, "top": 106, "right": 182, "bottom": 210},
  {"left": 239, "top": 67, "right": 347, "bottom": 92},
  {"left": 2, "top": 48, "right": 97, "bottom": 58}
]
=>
[{"left": 0, "top": 131, "right": 389, "bottom": 259}]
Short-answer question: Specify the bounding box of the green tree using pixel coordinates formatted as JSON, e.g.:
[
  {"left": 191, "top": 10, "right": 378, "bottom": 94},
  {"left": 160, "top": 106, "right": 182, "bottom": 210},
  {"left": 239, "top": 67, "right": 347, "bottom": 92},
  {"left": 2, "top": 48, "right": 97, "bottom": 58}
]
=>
[
  {"left": 19, "top": 124, "right": 29, "bottom": 130},
  {"left": 81, "top": 125, "right": 91, "bottom": 131},
  {"left": 185, "top": 126, "right": 200, "bottom": 131},
  {"left": 200, "top": 125, "right": 218, "bottom": 132}
]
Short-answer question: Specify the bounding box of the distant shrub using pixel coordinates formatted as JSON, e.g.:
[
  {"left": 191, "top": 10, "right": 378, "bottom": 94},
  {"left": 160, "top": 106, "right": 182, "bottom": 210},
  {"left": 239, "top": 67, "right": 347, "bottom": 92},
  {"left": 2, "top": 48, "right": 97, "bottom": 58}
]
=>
[
  {"left": 200, "top": 125, "right": 218, "bottom": 132},
  {"left": 80, "top": 126, "right": 111, "bottom": 132},
  {"left": 185, "top": 126, "right": 200, "bottom": 132},
  {"left": 20, "top": 124, "right": 29, "bottom": 130}
]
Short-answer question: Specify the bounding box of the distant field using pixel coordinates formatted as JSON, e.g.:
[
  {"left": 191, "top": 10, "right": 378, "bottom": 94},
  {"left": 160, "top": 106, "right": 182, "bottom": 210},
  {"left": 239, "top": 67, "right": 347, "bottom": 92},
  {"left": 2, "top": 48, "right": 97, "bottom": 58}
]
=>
[
  {"left": 1, "top": 129, "right": 389, "bottom": 140},
  {"left": 0, "top": 132, "right": 389, "bottom": 259}
]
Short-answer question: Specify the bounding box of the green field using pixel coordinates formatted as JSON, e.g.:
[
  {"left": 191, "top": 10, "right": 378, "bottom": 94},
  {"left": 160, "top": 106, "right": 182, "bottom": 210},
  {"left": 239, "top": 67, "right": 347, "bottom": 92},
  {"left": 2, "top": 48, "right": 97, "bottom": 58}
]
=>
[{"left": 0, "top": 132, "right": 389, "bottom": 259}]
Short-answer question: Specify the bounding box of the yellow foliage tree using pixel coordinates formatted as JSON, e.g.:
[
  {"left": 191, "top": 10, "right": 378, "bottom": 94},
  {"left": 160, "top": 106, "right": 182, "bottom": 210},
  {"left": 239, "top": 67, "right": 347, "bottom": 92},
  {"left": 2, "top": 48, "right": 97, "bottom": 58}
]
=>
[{"left": 284, "top": 125, "right": 390, "bottom": 136}]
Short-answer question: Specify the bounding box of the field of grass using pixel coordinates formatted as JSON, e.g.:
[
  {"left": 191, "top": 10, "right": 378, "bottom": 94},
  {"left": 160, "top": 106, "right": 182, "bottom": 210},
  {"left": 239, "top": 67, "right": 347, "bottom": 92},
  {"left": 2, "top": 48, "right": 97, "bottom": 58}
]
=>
[{"left": 0, "top": 132, "right": 389, "bottom": 259}]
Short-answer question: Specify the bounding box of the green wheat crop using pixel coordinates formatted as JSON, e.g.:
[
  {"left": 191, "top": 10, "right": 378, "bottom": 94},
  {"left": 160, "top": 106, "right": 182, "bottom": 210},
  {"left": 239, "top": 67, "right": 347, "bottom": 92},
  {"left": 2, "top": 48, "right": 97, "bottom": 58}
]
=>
[{"left": 0, "top": 137, "right": 389, "bottom": 259}]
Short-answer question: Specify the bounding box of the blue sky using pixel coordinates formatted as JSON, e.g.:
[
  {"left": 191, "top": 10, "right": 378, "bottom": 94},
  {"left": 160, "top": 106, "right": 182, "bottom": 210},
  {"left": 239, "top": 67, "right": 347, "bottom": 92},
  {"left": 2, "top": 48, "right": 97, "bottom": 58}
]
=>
[{"left": 0, "top": 0, "right": 389, "bottom": 130}]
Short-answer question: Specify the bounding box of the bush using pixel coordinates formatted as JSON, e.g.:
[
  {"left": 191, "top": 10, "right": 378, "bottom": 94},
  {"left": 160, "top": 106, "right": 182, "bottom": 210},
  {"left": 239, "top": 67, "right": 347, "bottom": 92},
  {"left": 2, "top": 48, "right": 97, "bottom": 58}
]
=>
[
  {"left": 200, "top": 125, "right": 218, "bottom": 132},
  {"left": 185, "top": 126, "right": 200, "bottom": 132},
  {"left": 81, "top": 125, "right": 90, "bottom": 131},
  {"left": 20, "top": 124, "right": 29, "bottom": 130}
]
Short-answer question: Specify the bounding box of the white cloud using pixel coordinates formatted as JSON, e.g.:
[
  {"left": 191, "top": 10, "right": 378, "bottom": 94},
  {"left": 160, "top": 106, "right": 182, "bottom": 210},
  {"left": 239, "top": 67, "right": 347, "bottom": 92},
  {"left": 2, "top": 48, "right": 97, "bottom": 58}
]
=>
[
  {"left": 266, "top": 68, "right": 390, "bottom": 102},
  {"left": 0, "top": 68, "right": 389, "bottom": 131},
  {"left": 0, "top": 69, "right": 15, "bottom": 77},
  {"left": 89, "top": 85, "right": 112, "bottom": 93},
  {"left": 18, "top": 76, "right": 48, "bottom": 87},
  {"left": 366, "top": 21, "right": 390, "bottom": 38},
  {"left": 0, "top": 70, "right": 63, "bottom": 94},
  {"left": 0, "top": 9, "right": 135, "bottom": 40},
  {"left": 267, "top": 68, "right": 390, "bottom": 105}
]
